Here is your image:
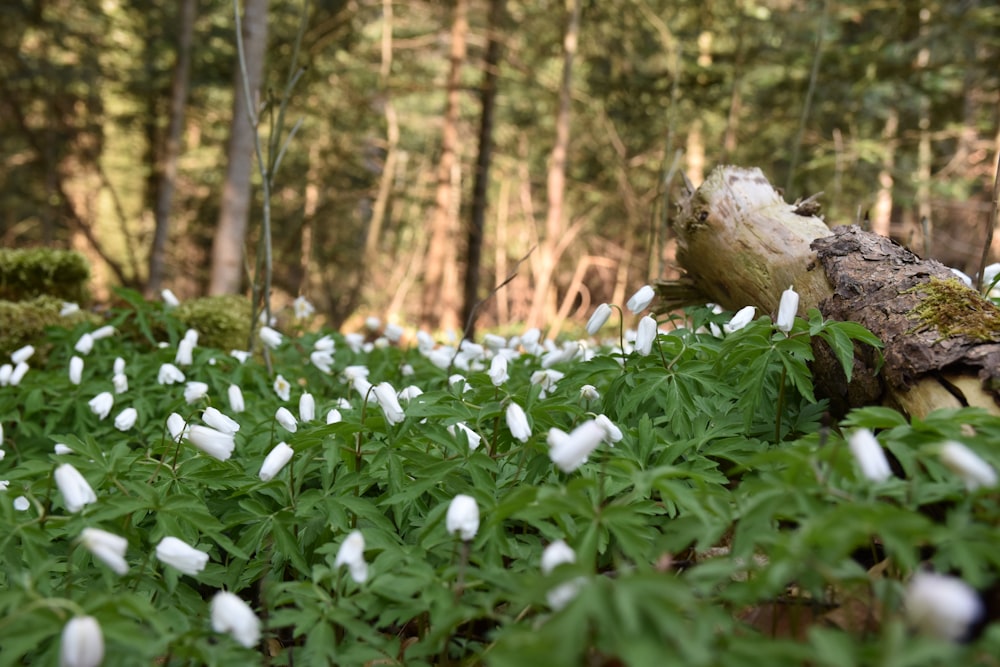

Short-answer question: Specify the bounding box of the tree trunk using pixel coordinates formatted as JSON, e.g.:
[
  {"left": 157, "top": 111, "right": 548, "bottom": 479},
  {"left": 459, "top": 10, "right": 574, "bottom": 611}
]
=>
[
  {"left": 209, "top": 0, "right": 269, "bottom": 296},
  {"left": 526, "top": 0, "right": 581, "bottom": 330},
  {"left": 461, "top": 0, "right": 504, "bottom": 338},
  {"left": 658, "top": 165, "right": 1000, "bottom": 419},
  {"left": 872, "top": 109, "right": 898, "bottom": 238},
  {"left": 420, "top": 0, "right": 468, "bottom": 332},
  {"left": 147, "top": 0, "right": 197, "bottom": 297}
]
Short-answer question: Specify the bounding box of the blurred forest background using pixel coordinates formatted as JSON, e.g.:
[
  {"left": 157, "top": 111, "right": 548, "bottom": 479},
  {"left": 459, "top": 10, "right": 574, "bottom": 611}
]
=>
[{"left": 1, "top": 0, "right": 998, "bottom": 335}]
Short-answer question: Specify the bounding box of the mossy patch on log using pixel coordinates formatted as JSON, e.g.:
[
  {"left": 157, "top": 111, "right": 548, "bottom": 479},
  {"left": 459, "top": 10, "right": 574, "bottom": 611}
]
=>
[
  {"left": 173, "top": 295, "right": 252, "bottom": 352},
  {"left": 904, "top": 277, "right": 1000, "bottom": 342}
]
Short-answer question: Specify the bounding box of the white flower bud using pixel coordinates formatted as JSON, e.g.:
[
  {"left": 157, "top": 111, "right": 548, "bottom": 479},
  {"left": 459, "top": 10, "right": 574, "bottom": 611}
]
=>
[
  {"left": 60, "top": 616, "right": 104, "bottom": 667},
  {"left": 446, "top": 494, "right": 480, "bottom": 541},
  {"left": 80, "top": 527, "right": 128, "bottom": 575},
  {"left": 634, "top": 316, "right": 658, "bottom": 356},
  {"left": 211, "top": 591, "right": 261, "bottom": 648},
  {"left": 905, "top": 571, "right": 982, "bottom": 641},
  {"left": 848, "top": 429, "right": 893, "bottom": 482},
  {"left": 939, "top": 441, "right": 997, "bottom": 490},
  {"left": 776, "top": 285, "right": 799, "bottom": 333},
  {"left": 275, "top": 407, "right": 298, "bottom": 433},
  {"left": 155, "top": 536, "right": 209, "bottom": 575},
  {"left": 723, "top": 306, "right": 756, "bottom": 334},
  {"left": 259, "top": 442, "right": 294, "bottom": 482},
  {"left": 186, "top": 425, "right": 235, "bottom": 461},
  {"left": 55, "top": 463, "right": 97, "bottom": 513},
  {"left": 626, "top": 285, "right": 655, "bottom": 314},
  {"left": 505, "top": 402, "right": 531, "bottom": 443}
]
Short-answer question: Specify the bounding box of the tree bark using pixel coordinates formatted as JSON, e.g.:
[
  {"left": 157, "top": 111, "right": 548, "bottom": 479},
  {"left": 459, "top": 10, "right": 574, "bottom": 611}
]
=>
[
  {"left": 659, "top": 165, "right": 1000, "bottom": 419},
  {"left": 526, "top": 0, "right": 581, "bottom": 330},
  {"left": 147, "top": 0, "right": 197, "bottom": 297},
  {"left": 461, "top": 0, "right": 504, "bottom": 338},
  {"left": 420, "top": 0, "right": 468, "bottom": 332},
  {"left": 209, "top": 0, "right": 269, "bottom": 296}
]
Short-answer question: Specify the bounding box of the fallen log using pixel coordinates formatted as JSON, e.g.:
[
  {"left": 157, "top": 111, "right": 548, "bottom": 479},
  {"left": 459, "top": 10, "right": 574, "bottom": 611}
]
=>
[{"left": 655, "top": 166, "right": 1000, "bottom": 419}]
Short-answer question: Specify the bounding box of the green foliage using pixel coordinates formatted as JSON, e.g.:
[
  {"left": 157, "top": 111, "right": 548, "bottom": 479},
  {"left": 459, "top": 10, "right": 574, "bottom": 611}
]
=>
[
  {"left": 0, "top": 248, "right": 90, "bottom": 304},
  {"left": 0, "top": 296, "right": 998, "bottom": 665}
]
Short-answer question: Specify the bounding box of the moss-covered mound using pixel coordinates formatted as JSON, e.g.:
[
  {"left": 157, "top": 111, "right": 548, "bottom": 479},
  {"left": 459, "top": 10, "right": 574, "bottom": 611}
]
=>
[
  {"left": 0, "top": 248, "right": 90, "bottom": 304},
  {"left": 0, "top": 296, "right": 97, "bottom": 359},
  {"left": 174, "top": 294, "right": 253, "bottom": 352}
]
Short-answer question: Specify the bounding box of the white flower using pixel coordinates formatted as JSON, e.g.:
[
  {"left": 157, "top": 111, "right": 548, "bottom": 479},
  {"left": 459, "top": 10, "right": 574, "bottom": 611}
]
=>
[
  {"left": 74, "top": 333, "right": 94, "bottom": 355},
  {"left": 548, "top": 420, "right": 605, "bottom": 473},
  {"left": 384, "top": 323, "right": 404, "bottom": 342},
  {"left": 776, "top": 285, "right": 799, "bottom": 333},
  {"left": 11, "top": 345, "right": 34, "bottom": 364},
  {"left": 540, "top": 540, "right": 582, "bottom": 610},
  {"left": 161, "top": 288, "right": 180, "bottom": 307},
  {"left": 61, "top": 301, "right": 80, "bottom": 316},
  {"left": 227, "top": 384, "right": 245, "bottom": 413},
  {"left": 186, "top": 425, "right": 235, "bottom": 461},
  {"left": 365, "top": 316, "right": 381, "bottom": 331},
  {"left": 310, "top": 349, "right": 334, "bottom": 373},
  {"left": 275, "top": 407, "right": 298, "bottom": 433},
  {"left": 531, "top": 369, "right": 564, "bottom": 397},
  {"left": 175, "top": 338, "right": 195, "bottom": 366},
  {"left": 91, "top": 325, "right": 115, "bottom": 340},
  {"left": 594, "top": 414, "right": 623, "bottom": 444},
  {"left": 634, "top": 316, "right": 658, "bottom": 356},
  {"left": 88, "top": 392, "right": 114, "bottom": 420},
  {"left": 579, "top": 384, "right": 600, "bottom": 401},
  {"left": 112, "top": 372, "right": 128, "bottom": 394},
  {"left": 14, "top": 495, "right": 29, "bottom": 511},
  {"left": 336, "top": 397, "right": 353, "bottom": 410},
  {"left": 299, "top": 392, "right": 315, "bottom": 422},
  {"left": 723, "top": 306, "right": 757, "bottom": 334},
  {"left": 326, "top": 409, "right": 342, "bottom": 424},
  {"left": 334, "top": 530, "right": 368, "bottom": 583},
  {"left": 626, "top": 285, "right": 655, "bottom": 314},
  {"left": 398, "top": 385, "right": 423, "bottom": 402},
  {"left": 211, "top": 591, "right": 261, "bottom": 648},
  {"left": 112, "top": 357, "right": 125, "bottom": 374},
  {"left": 0, "top": 363, "right": 11, "bottom": 386},
  {"left": 293, "top": 295, "right": 315, "bottom": 320},
  {"left": 505, "top": 402, "right": 531, "bottom": 442},
  {"left": 448, "top": 374, "right": 470, "bottom": 392},
  {"left": 156, "top": 535, "right": 209, "bottom": 575},
  {"left": 273, "top": 374, "right": 291, "bottom": 402},
  {"left": 69, "top": 356, "right": 84, "bottom": 385},
  {"left": 344, "top": 332, "right": 366, "bottom": 353},
  {"left": 157, "top": 363, "right": 186, "bottom": 385},
  {"left": 167, "top": 413, "right": 189, "bottom": 442},
  {"left": 446, "top": 494, "right": 480, "bottom": 541},
  {"left": 488, "top": 355, "right": 509, "bottom": 386},
  {"left": 939, "top": 441, "right": 997, "bottom": 490},
  {"left": 230, "top": 349, "right": 250, "bottom": 364},
  {"left": 259, "top": 325, "right": 283, "bottom": 349},
  {"left": 848, "top": 429, "right": 892, "bottom": 483},
  {"left": 114, "top": 407, "right": 137, "bottom": 431},
  {"left": 9, "top": 362, "right": 28, "bottom": 386},
  {"left": 373, "top": 382, "right": 406, "bottom": 424},
  {"left": 55, "top": 463, "right": 97, "bottom": 513},
  {"left": 314, "top": 334, "right": 335, "bottom": 351},
  {"left": 259, "top": 442, "right": 294, "bottom": 482},
  {"left": 587, "top": 303, "right": 613, "bottom": 335},
  {"left": 60, "top": 616, "right": 104, "bottom": 667},
  {"left": 448, "top": 422, "right": 482, "bottom": 451},
  {"left": 55, "top": 443, "right": 74, "bottom": 455},
  {"left": 184, "top": 381, "right": 209, "bottom": 404},
  {"left": 541, "top": 539, "right": 576, "bottom": 575},
  {"left": 416, "top": 330, "right": 435, "bottom": 352},
  {"left": 905, "top": 571, "right": 983, "bottom": 641},
  {"left": 80, "top": 527, "right": 128, "bottom": 575},
  {"left": 203, "top": 407, "right": 240, "bottom": 435}
]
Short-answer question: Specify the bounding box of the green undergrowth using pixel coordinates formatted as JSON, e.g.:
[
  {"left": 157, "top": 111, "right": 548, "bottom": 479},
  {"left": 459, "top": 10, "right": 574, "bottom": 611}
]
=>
[{"left": 0, "top": 295, "right": 997, "bottom": 666}]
